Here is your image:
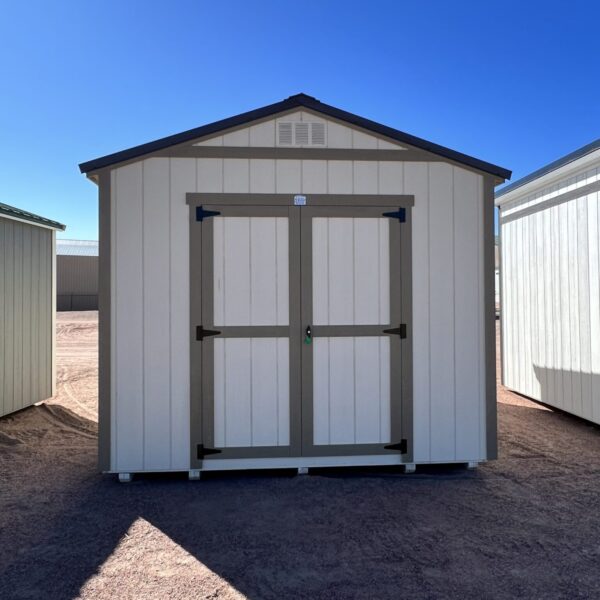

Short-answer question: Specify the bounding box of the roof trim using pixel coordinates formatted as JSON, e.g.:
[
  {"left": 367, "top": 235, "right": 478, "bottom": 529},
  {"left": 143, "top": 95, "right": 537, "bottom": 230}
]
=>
[
  {"left": 496, "top": 137, "right": 600, "bottom": 199},
  {"left": 79, "top": 93, "right": 511, "bottom": 180},
  {"left": 0, "top": 202, "right": 66, "bottom": 231}
]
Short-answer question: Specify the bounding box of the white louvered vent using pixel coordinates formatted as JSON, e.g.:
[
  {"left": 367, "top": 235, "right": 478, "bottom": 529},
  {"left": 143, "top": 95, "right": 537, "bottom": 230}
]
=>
[{"left": 277, "top": 122, "right": 327, "bottom": 146}]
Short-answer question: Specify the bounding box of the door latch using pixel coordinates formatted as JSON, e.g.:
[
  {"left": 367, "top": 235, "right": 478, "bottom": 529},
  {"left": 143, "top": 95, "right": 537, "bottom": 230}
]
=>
[{"left": 304, "top": 325, "right": 312, "bottom": 345}]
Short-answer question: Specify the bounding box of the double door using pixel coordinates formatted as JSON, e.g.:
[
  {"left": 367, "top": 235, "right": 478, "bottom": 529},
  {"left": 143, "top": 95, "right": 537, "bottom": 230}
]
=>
[{"left": 192, "top": 203, "right": 407, "bottom": 463}]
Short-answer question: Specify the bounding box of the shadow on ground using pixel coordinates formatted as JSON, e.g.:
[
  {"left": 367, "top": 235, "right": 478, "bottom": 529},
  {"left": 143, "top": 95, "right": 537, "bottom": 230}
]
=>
[{"left": 1, "top": 398, "right": 599, "bottom": 600}]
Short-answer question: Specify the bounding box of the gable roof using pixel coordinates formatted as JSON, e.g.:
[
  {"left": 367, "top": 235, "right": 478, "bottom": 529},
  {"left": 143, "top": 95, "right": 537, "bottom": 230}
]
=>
[
  {"left": 0, "top": 201, "right": 65, "bottom": 231},
  {"left": 79, "top": 93, "right": 511, "bottom": 180},
  {"left": 495, "top": 137, "right": 600, "bottom": 199}
]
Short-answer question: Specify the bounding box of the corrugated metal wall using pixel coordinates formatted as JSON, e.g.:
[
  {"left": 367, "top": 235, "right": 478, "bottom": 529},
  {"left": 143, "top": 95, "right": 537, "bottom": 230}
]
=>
[
  {"left": 0, "top": 218, "right": 54, "bottom": 417},
  {"left": 57, "top": 255, "right": 98, "bottom": 310},
  {"left": 501, "top": 165, "right": 600, "bottom": 425}
]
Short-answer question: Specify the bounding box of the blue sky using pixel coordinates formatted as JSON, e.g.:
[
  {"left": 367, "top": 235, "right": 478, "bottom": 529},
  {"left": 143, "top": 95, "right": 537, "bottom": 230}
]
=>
[{"left": 1, "top": 0, "right": 598, "bottom": 240}]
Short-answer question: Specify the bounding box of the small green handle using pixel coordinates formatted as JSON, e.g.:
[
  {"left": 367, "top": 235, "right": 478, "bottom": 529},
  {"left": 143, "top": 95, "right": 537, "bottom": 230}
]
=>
[{"left": 304, "top": 325, "right": 312, "bottom": 345}]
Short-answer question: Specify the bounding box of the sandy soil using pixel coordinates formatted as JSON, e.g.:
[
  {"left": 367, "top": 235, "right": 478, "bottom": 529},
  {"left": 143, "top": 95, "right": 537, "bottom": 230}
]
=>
[{"left": 1, "top": 313, "right": 599, "bottom": 600}]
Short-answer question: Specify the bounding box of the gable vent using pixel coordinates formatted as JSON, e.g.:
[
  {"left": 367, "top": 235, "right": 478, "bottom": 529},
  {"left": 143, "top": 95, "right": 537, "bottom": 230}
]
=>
[{"left": 278, "top": 122, "right": 327, "bottom": 146}]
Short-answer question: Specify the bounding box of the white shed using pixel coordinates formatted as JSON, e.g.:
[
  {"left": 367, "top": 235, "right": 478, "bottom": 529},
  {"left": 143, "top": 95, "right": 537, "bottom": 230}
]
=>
[
  {"left": 79, "top": 94, "right": 510, "bottom": 479},
  {"left": 497, "top": 138, "right": 600, "bottom": 425},
  {"left": 0, "top": 202, "right": 65, "bottom": 418}
]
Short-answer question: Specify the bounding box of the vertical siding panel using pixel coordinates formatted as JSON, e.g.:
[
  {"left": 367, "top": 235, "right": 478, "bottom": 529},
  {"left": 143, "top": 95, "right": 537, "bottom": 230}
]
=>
[
  {"left": 275, "top": 160, "right": 301, "bottom": 193},
  {"left": 312, "top": 338, "right": 330, "bottom": 444},
  {"left": 568, "top": 201, "right": 581, "bottom": 415},
  {"left": 588, "top": 192, "right": 600, "bottom": 424},
  {"left": 170, "top": 157, "right": 195, "bottom": 469},
  {"left": 558, "top": 202, "right": 572, "bottom": 413},
  {"left": 542, "top": 209, "right": 553, "bottom": 407},
  {"left": 31, "top": 229, "right": 39, "bottom": 406},
  {"left": 115, "top": 163, "right": 145, "bottom": 471},
  {"left": 453, "top": 168, "right": 480, "bottom": 460},
  {"left": 250, "top": 159, "right": 276, "bottom": 193},
  {"left": 4, "top": 223, "right": 14, "bottom": 414},
  {"left": 0, "top": 221, "right": 4, "bottom": 416},
  {"left": 577, "top": 195, "right": 592, "bottom": 419},
  {"left": 378, "top": 162, "right": 403, "bottom": 195},
  {"left": 353, "top": 161, "right": 378, "bottom": 194},
  {"left": 223, "top": 159, "right": 249, "bottom": 193},
  {"left": 301, "top": 160, "right": 327, "bottom": 194},
  {"left": 143, "top": 158, "right": 171, "bottom": 470},
  {"left": 404, "top": 163, "right": 429, "bottom": 462},
  {"left": 22, "top": 226, "right": 32, "bottom": 409},
  {"left": 551, "top": 205, "right": 563, "bottom": 411},
  {"left": 196, "top": 158, "right": 223, "bottom": 192},
  {"left": 327, "top": 161, "right": 353, "bottom": 194},
  {"left": 13, "top": 224, "right": 23, "bottom": 411},
  {"left": 428, "top": 163, "right": 455, "bottom": 461}
]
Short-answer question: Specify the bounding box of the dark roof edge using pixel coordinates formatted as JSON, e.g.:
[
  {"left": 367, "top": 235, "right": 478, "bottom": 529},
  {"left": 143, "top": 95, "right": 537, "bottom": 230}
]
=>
[
  {"left": 496, "top": 137, "right": 600, "bottom": 199},
  {"left": 79, "top": 93, "right": 511, "bottom": 180},
  {"left": 0, "top": 202, "right": 66, "bottom": 231}
]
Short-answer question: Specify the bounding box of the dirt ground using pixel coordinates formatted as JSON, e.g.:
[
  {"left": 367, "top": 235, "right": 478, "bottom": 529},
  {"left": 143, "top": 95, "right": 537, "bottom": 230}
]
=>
[{"left": 1, "top": 313, "right": 599, "bottom": 600}]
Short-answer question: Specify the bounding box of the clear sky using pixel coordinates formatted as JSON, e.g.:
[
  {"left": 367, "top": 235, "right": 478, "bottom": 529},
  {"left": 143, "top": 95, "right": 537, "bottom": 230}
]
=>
[{"left": 1, "top": 0, "right": 598, "bottom": 240}]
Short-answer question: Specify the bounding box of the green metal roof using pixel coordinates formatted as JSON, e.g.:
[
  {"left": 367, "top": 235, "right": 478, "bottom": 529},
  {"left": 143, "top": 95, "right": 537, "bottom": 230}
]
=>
[{"left": 0, "top": 202, "right": 65, "bottom": 231}]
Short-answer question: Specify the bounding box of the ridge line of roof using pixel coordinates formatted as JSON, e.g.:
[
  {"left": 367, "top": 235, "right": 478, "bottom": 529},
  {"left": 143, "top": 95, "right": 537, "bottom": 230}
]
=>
[{"left": 79, "top": 94, "right": 511, "bottom": 180}]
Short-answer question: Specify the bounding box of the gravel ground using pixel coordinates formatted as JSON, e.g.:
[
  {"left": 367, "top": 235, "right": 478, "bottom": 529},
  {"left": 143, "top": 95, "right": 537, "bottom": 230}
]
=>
[{"left": 0, "top": 312, "right": 599, "bottom": 600}]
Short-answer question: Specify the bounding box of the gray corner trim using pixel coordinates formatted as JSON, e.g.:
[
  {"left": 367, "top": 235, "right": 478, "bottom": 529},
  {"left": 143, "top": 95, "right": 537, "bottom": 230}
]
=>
[
  {"left": 157, "top": 146, "right": 439, "bottom": 162},
  {"left": 500, "top": 178, "right": 600, "bottom": 225},
  {"left": 186, "top": 193, "right": 415, "bottom": 208},
  {"left": 97, "top": 170, "right": 111, "bottom": 472},
  {"left": 484, "top": 176, "right": 497, "bottom": 460}
]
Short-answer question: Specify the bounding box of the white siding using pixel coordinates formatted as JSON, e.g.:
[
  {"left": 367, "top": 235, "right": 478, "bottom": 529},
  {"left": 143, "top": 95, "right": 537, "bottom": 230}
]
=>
[
  {"left": 214, "top": 338, "right": 289, "bottom": 447},
  {"left": 313, "top": 337, "right": 391, "bottom": 445},
  {"left": 501, "top": 182, "right": 600, "bottom": 425},
  {"left": 111, "top": 155, "right": 487, "bottom": 470}
]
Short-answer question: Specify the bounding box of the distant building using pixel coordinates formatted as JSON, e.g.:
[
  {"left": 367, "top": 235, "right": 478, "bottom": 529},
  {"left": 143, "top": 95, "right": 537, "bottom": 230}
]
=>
[{"left": 57, "top": 239, "right": 98, "bottom": 311}]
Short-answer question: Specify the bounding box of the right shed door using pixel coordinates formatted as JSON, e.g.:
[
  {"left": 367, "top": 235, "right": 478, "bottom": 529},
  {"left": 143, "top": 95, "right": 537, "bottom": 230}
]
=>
[{"left": 300, "top": 206, "right": 405, "bottom": 457}]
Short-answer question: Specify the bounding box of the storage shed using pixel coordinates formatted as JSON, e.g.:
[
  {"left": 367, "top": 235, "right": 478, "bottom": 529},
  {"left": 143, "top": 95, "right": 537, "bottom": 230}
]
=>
[
  {"left": 497, "top": 138, "right": 600, "bottom": 425},
  {"left": 57, "top": 239, "right": 99, "bottom": 311},
  {"left": 79, "top": 93, "right": 510, "bottom": 478},
  {"left": 0, "top": 202, "right": 65, "bottom": 418}
]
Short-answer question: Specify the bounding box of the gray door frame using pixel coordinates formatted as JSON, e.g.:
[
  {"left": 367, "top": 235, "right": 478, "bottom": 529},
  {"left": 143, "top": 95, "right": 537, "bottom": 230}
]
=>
[
  {"left": 188, "top": 193, "right": 414, "bottom": 467},
  {"left": 299, "top": 206, "right": 412, "bottom": 458}
]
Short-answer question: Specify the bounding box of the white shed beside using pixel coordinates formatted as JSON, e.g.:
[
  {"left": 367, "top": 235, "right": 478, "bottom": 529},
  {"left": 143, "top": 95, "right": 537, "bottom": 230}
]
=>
[
  {"left": 0, "top": 202, "right": 65, "bottom": 418},
  {"left": 80, "top": 94, "right": 510, "bottom": 478},
  {"left": 497, "top": 138, "right": 600, "bottom": 425}
]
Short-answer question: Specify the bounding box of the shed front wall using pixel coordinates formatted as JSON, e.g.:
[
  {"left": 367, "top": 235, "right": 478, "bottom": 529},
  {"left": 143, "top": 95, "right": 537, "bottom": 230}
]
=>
[
  {"left": 500, "top": 165, "right": 600, "bottom": 424},
  {"left": 106, "top": 153, "right": 489, "bottom": 472},
  {"left": 0, "top": 218, "right": 55, "bottom": 417}
]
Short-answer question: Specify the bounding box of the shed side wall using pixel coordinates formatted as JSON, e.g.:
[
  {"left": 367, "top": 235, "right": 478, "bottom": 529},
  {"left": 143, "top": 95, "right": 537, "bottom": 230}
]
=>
[
  {"left": 0, "top": 218, "right": 53, "bottom": 417},
  {"left": 501, "top": 184, "right": 600, "bottom": 425},
  {"left": 110, "top": 156, "right": 487, "bottom": 471}
]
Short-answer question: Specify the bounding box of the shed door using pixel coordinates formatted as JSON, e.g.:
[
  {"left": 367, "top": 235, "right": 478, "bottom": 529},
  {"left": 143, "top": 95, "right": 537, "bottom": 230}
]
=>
[
  {"left": 300, "top": 207, "right": 404, "bottom": 456},
  {"left": 197, "top": 206, "right": 302, "bottom": 461}
]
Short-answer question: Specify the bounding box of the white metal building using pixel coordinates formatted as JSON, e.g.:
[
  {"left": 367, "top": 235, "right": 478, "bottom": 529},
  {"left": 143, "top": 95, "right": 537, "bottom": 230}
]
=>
[
  {"left": 57, "top": 239, "right": 99, "bottom": 311},
  {"left": 497, "top": 138, "right": 600, "bottom": 425},
  {"left": 0, "top": 202, "right": 65, "bottom": 418},
  {"left": 79, "top": 94, "right": 510, "bottom": 478}
]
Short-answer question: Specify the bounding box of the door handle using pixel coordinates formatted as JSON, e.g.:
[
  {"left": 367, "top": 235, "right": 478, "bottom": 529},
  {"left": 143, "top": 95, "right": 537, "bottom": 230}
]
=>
[{"left": 304, "top": 325, "right": 312, "bottom": 345}]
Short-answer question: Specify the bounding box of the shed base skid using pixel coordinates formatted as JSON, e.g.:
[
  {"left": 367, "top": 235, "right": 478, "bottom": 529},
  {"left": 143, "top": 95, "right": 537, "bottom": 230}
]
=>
[{"left": 118, "top": 473, "right": 132, "bottom": 483}]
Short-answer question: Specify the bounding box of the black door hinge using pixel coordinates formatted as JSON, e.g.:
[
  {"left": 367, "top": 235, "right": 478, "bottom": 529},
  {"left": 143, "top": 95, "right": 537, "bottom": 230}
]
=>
[
  {"left": 197, "top": 444, "right": 222, "bottom": 459},
  {"left": 196, "top": 206, "right": 221, "bottom": 222},
  {"left": 383, "top": 323, "right": 407, "bottom": 339},
  {"left": 196, "top": 325, "right": 222, "bottom": 341},
  {"left": 382, "top": 208, "right": 406, "bottom": 222},
  {"left": 384, "top": 439, "right": 408, "bottom": 454}
]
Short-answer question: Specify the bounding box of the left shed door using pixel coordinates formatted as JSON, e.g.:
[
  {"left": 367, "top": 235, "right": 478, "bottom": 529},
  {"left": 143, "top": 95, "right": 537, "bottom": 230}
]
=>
[{"left": 192, "top": 206, "right": 301, "bottom": 464}]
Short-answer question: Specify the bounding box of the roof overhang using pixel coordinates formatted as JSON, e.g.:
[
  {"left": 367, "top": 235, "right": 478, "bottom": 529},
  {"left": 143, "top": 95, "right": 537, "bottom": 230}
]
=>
[
  {"left": 0, "top": 202, "right": 65, "bottom": 231},
  {"left": 79, "top": 93, "right": 511, "bottom": 182},
  {"left": 496, "top": 138, "right": 600, "bottom": 206}
]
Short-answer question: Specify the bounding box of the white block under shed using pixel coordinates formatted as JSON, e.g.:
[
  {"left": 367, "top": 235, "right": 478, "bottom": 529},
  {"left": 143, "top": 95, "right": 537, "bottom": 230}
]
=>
[
  {"left": 79, "top": 93, "right": 509, "bottom": 475},
  {"left": 497, "top": 138, "right": 600, "bottom": 425}
]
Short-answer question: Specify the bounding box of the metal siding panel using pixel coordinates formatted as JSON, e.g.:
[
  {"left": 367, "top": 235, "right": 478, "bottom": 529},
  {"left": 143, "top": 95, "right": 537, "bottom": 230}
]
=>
[
  {"left": 0, "top": 221, "right": 4, "bottom": 416},
  {"left": 143, "top": 158, "right": 171, "bottom": 470},
  {"left": 13, "top": 223, "right": 23, "bottom": 410},
  {"left": 21, "top": 226, "right": 32, "bottom": 409}
]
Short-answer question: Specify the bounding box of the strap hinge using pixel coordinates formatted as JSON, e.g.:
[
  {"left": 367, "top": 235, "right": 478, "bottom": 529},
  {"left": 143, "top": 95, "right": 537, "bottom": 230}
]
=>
[
  {"left": 382, "top": 207, "right": 406, "bottom": 222},
  {"left": 196, "top": 206, "right": 221, "bottom": 222},
  {"left": 197, "top": 444, "right": 222, "bottom": 459},
  {"left": 196, "top": 325, "right": 222, "bottom": 341},
  {"left": 383, "top": 323, "right": 407, "bottom": 339},
  {"left": 384, "top": 439, "right": 408, "bottom": 454}
]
